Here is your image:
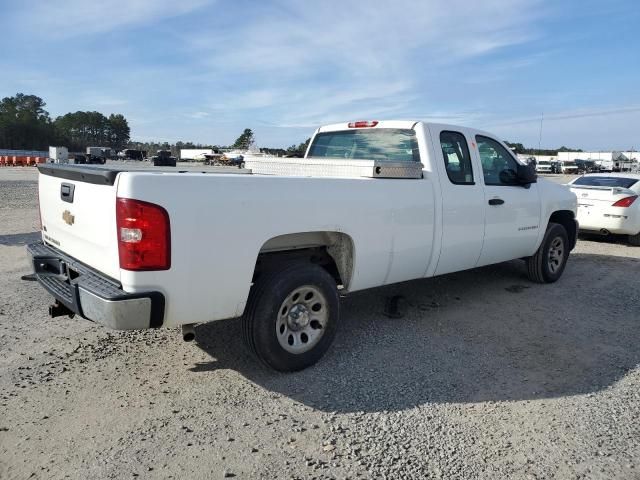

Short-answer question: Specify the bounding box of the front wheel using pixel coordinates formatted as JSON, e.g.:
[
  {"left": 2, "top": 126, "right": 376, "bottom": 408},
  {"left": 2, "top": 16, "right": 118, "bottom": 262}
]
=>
[
  {"left": 242, "top": 262, "right": 340, "bottom": 371},
  {"left": 526, "top": 222, "right": 569, "bottom": 283}
]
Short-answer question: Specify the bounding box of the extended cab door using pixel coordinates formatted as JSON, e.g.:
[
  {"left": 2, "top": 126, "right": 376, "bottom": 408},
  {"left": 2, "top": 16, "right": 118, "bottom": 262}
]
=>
[
  {"left": 474, "top": 135, "right": 541, "bottom": 266},
  {"left": 430, "top": 128, "right": 485, "bottom": 276}
]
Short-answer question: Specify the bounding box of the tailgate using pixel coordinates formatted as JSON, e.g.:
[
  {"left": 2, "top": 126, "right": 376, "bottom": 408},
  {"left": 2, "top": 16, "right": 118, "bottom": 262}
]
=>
[{"left": 39, "top": 168, "right": 121, "bottom": 280}]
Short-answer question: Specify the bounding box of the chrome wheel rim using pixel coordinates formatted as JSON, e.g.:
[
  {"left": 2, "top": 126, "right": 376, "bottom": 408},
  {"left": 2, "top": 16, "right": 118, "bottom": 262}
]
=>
[
  {"left": 548, "top": 237, "right": 565, "bottom": 273},
  {"left": 276, "top": 285, "right": 328, "bottom": 354}
]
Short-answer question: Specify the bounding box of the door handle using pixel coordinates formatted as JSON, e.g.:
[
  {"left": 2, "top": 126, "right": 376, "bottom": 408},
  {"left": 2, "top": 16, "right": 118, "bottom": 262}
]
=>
[
  {"left": 61, "top": 183, "right": 75, "bottom": 203},
  {"left": 488, "top": 198, "right": 504, "bottom": 206}
]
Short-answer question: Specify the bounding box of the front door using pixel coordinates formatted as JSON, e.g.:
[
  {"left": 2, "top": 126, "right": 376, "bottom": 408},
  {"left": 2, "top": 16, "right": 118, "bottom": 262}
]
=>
[{"left": 474, "top": 135, "right": 541, "bottom": 267}]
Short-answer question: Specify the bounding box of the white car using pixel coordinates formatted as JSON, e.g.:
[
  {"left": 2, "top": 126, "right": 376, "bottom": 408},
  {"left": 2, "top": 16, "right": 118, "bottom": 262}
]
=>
[{"left": 568, "top": 173, "right": 640, "bottom": 245}]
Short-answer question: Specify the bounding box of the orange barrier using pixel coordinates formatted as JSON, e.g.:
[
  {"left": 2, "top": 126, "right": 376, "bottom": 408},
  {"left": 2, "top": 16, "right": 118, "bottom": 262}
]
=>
[{"left": 0, "top": 155, "right": 46, "bottom": 166}]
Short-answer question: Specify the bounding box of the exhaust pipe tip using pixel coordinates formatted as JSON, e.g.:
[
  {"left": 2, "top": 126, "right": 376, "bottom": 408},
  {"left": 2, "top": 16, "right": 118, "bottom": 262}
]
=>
[
  {"left": 182, "top": 324, "right": 196, "bottom": 342},
  {"left": 600, "top": 228, "right": 610, "bottom": 235}
]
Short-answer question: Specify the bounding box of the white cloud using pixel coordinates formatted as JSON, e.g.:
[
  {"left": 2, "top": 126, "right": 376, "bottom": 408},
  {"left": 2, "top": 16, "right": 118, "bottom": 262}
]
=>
[
  {"left": 179, "top": 0, "right": 542, "bottom": 130},
  {"left": 11, "top": 0, "right": 213, "bottom": 35},
  {"left": 184, "top": 111, "right": 211, "bottom": 119}
]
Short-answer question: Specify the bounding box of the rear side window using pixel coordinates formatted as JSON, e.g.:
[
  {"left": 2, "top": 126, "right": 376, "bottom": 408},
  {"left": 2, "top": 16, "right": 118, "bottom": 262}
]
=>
[
  {"left": 573, "top": 176, "right": 639, "bottom": 188},
  {"left": 439, "top": 131, "right": 474, "bottom": 185},
  {"left": 308, "top": 128, "right": 420, "bottom": 162}
]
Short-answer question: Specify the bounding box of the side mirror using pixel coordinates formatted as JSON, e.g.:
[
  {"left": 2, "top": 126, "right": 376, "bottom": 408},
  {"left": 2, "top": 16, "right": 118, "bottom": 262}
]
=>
[
  {"left": 499, "top": 168, "right": 519, "bottom": 185},
  {"left": 516, "top": 164, "right": 537, "bottom": 185}
]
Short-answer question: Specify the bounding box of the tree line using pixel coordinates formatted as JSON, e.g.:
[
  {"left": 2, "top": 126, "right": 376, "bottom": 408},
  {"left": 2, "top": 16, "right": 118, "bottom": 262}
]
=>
[
  {"left": 0, "top": 93, "right": 130, "bottom": 151},
  {"left": 0, "top": 94, "right": 310, "bottom": 158},
  {"left": 504, "top": 141, "right": 583, "bottom": 156},
  {"left": 130, "top": 129, "right": 311, "bottom": 158}
]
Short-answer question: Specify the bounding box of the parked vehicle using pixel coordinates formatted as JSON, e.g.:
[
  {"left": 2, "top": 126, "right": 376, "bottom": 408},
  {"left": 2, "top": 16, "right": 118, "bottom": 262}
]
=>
[
  {"left": 118, "top": 149, "right": 146, "bottom": 161},
  {"left": 85, "top": 146, "right": 109, "bottom": 164},
  {"left": 568, "top": 173, "right": 640, "bottom": 245},
  {"left": 535, "top": 160, "right": 553, "bottom": 174},
  {"left": 201, "top": 152, "right": 224, "bottom": 165},
  {"left": 151, "top": 150, "right": 177, "bottom": 167},
  {"left": 575, "top": 159, "right": 597, "bottom": 174},
  {"left": 25, "top": 120, "right": 577, "bottom": 371},
  {"left": 558, "top": 160, "right": 579, "bottom": 174},
  {"left": 596, "top": 159, "right": 614, "bottom": 172},
  {"left": 220, "top": 151, "right": 245, "bottom": 167},
  {"left": 48, "top": 146, "right": 69, "bottom": 164},
  {"left": 72, "top": 154, "right": 87, "bottom": 164}
]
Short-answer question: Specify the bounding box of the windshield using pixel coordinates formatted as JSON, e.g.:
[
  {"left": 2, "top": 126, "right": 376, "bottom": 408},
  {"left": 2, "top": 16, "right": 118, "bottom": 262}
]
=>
[
  {"left": 308, "top": 128, "right": 420, "bottom": 162},
  {"left": 564, "top": 161, "right": 577, "bottom": 166},
  {"left": 538, "top": 161, "right": 551, "bottom": 165},
  {"left": 573, "top": 176, "right": 638, "bottom": 188}
]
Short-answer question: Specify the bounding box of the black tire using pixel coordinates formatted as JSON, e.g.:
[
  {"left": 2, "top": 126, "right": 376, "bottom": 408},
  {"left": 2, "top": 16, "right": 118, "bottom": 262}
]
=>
[
  {"left": 242, "top": 262, "right": 340, "bottom": 372},
  {"left": 629, "top": 233, "right": 640, "bottom": 246},
  {"left": 526, "top": 222, "right": 569, "bottom": 283}
]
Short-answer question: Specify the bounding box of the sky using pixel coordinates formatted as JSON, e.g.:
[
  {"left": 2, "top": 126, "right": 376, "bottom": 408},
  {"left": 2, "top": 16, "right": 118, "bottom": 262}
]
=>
[{"left": 1, "top": 0, "right": 639, "bottom": 150}]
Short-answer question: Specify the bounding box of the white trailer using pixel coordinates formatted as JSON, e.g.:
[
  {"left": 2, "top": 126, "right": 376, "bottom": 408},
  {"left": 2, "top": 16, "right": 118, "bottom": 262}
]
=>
[
  {"left": 180, "top": 149, "right": 214, "bottom": 161},
  {"left": 48, "top": 146, "right": 69, "bottom": 164}
]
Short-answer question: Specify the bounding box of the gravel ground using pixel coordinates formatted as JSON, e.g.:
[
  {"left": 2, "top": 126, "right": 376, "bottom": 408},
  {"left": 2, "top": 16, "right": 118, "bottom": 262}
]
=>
[{"left": 1, "top": 167, "right": 639, "bottom": 479}]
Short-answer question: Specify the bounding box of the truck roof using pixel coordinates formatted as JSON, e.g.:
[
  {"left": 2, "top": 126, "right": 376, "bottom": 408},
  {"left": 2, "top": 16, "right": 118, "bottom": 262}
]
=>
[
  {"left": 315, "top": 120, "right": 498, "bottom": 139},
  {"left": 318, "top": 120, "right": 419, "bottom": 132}
]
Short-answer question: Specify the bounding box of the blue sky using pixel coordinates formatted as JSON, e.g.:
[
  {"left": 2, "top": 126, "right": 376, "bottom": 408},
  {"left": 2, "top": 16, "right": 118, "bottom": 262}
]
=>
[{"left": 1, "top": 0, "right": 639, "bottom": 149}]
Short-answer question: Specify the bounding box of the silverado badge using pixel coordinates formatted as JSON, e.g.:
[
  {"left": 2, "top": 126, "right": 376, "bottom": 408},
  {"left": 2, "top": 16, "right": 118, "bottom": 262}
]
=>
[{"left": 62, "top": 210, "right": 75, "bottom": 226}]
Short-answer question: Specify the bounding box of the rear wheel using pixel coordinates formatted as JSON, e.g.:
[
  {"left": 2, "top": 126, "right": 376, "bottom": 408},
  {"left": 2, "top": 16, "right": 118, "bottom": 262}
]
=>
[
  {"left": 526, "top": 222, "right": 569, "bottom": 283},
  {"left": 242, "top": 262, "right": 339, "bottom": 371},
  {"left": 629, "top": 233, "right": 640, "bottom": 246}
]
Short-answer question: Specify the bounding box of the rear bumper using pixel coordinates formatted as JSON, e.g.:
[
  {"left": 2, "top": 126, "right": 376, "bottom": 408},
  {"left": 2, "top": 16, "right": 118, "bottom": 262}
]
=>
[
  {"left": 26, "top": 242, "right": 164, "bottom": 329},
  {"left": 577, "top": 209, "right": 640, "bottom": 235}
]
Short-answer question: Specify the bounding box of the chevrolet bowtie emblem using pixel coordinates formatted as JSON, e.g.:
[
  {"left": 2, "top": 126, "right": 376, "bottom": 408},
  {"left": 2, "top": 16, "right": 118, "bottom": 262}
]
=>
[{"left": 62, "top": 210, "right": 75, "bottom": 226}]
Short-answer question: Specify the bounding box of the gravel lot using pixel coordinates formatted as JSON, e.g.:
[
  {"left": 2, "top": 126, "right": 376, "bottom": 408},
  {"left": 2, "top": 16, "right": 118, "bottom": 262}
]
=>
[{"left": 1, "top": 167, "right": 639, "bottom": 479}]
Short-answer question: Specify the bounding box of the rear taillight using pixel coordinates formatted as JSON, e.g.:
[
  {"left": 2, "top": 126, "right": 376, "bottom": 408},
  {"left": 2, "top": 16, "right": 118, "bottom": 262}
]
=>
[
  {"left": 116, "top": 198, "right": 171, "bottom": 271},
  {"left": 348, "top": 120, "right": 379, "bottom": 128},
  {"left": 612, "top": 195, "right": 638, "bottom": 207}
]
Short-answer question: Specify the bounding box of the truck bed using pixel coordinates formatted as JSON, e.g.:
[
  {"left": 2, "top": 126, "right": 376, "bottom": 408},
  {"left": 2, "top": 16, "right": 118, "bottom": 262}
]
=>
[
  {"left": 37, "top": 163, "right": 251, "bottom": 185},
  {"left": 36, "top": 162, "right": 436, "bottom": 327}
]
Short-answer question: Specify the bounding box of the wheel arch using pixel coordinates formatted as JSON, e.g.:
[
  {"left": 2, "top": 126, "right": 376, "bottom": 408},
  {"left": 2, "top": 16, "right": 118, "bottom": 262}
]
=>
[
  {"left": 549, "top": 210, "right": 578, "bottom": 250},
  {"left": 254, "top": 231, "right": 355, "bottom": 290}
]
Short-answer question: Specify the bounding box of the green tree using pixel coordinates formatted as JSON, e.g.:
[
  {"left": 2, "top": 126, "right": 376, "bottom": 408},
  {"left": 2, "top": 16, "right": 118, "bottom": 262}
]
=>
[
  {"left": 55, "top": 110, "right": 130, "bottom": 151},
  {"left": 0, "top": 93, "right": 57, "bottom": 149},
  {"left": 232, "top": 128, "right": 255, "bottom": 149},
  {"left": 285, "top": 137, "right": 311, "bottom": 156},
  {"left": 107, "top": 113, "right": 130, "bottom": 149}
]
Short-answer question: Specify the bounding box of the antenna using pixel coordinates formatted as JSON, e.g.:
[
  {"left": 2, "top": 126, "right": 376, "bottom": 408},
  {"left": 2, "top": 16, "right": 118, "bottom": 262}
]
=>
[{"left": 537, "top": 112, "right": 544, "bottom": 152}]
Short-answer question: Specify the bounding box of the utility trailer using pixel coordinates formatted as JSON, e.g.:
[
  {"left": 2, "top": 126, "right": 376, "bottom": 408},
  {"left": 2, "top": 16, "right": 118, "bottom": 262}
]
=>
[
  {"left": 48, "top": 146, "right": 69, "bottom": 164},
  {"left": 86, "top": 147, "right": 110, "bottom": 164}
]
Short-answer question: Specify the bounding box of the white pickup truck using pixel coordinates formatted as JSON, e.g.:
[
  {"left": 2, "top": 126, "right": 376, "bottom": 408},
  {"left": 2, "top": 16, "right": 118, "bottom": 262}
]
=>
[{"left": 26, "top": 120, "right": 578, "bottom": 371}]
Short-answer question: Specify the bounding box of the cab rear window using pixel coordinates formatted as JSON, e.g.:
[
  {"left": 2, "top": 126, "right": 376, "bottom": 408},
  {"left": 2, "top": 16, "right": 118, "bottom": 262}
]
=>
[
  {"left": 308, "top": 129, "right": 420, "bottom": 162},
  {"left": 573, "top": 176, "right": 638, "bottom": 188}
]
